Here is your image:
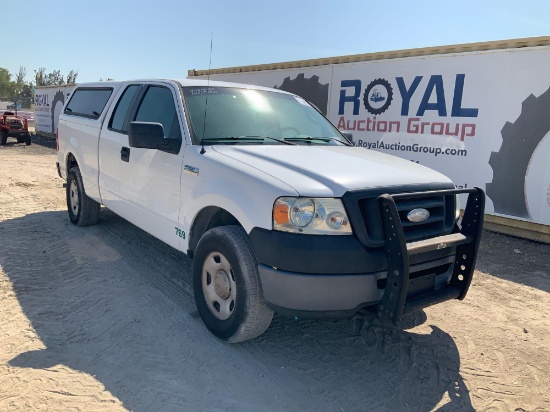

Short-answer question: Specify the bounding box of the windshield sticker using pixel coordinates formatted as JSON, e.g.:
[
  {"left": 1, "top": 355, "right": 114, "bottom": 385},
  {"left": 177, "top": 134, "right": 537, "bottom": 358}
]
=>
[{"left": 188, "top": 88, "right": 219, "bottom": 96}]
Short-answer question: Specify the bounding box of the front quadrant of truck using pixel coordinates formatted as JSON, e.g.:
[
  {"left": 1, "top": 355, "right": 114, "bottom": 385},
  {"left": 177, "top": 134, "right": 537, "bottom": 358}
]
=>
[{"left": 56, "top": 79, "right": 484, "bottom": 343}]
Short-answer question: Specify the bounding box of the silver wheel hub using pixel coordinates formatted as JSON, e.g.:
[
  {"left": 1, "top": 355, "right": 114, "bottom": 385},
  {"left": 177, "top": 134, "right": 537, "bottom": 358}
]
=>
[
  {"left": 202, "top": 252, "right": 237, "bottom": 320},
  {"left": 214, "top": 270, "right": 231, "bottom": 299},
  {"left": 69, "top": 180, "right": 79, "bottom": 215}
]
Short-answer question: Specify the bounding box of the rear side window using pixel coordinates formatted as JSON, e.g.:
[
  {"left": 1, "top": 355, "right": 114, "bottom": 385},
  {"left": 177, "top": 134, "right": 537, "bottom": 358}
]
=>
[
  {"left": 64, "top": 88, "right": 113, "bottom": 119},
  {"left": 109, "top": 85, "right": 140, "bottom": 133}
]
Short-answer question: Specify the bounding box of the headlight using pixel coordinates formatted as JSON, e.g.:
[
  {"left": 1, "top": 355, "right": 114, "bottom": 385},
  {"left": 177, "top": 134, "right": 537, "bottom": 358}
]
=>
[
  {"left": 273, "top": 197, "right": 352, "bottom": 235},
  {"left": 455, "top": 194, "right": 461, "bottom": 220}
]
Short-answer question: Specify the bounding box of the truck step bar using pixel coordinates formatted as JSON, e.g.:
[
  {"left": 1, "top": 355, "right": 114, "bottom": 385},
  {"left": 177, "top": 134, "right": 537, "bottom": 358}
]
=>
[{"left": 377, "top": 187, "right": 485, "bottom": 323}]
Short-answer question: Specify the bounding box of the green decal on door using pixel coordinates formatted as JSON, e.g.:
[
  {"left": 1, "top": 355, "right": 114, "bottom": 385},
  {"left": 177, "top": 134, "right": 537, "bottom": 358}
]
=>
[{"left": 174, "top": 227, "right": 186, "bottom": 239}]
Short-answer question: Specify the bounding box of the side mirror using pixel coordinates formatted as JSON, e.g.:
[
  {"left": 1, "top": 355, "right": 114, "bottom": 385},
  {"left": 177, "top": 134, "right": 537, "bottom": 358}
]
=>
[{"left": 129, "top": 121, "right": 181, "bottom": 154}]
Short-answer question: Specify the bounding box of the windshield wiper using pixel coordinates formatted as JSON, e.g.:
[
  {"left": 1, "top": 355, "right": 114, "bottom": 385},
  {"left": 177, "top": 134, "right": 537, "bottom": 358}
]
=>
[
  {"left": 260, "top": 136, "right": 296, "bottom": 145},
  {"left": 201, "top": 136, "right": 262, "bottom": 142},
  {"left": 201, "top": 136, "right": 296, "bottom": 145},
  {"left": 284, "top": 135, "right": 352, "bottom": 146}
]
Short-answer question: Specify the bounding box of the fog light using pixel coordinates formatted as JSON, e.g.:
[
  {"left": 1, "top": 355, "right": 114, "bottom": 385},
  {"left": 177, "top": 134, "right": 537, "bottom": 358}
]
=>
[{"left": 326, "top": 211, "right": 349, "bottom": 230}]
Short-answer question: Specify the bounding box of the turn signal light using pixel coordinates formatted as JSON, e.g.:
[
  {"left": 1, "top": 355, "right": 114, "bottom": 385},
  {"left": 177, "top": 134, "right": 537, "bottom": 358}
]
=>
[{"left": 273, "top": 202, "right": 289, "bottom": 224}]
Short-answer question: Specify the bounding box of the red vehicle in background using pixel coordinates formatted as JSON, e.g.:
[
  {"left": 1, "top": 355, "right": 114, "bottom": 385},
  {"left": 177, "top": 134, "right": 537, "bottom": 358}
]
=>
[{"left": 1, "top": 111, "right": 32, "bottom": 145}]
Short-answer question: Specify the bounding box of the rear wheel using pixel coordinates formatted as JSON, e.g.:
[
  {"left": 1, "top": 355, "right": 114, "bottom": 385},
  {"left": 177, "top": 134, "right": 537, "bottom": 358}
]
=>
[
  {"left": 1, "top": 131, "right": 7, "bottom": 145},
  {"left": 25, "top": 135, "right": 31, "bottom": 145},
  {"left": 66, "top": 166, "right": 100, "bottom": 226},
  {"left": 193, "top": 226, "right": 273, "bottom": 343}
]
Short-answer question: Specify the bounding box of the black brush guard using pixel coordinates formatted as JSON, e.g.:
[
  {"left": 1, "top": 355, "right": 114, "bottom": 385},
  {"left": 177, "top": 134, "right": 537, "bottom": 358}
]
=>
[{"left": 376, "top": 187, "right": 485, "bottom": 323}]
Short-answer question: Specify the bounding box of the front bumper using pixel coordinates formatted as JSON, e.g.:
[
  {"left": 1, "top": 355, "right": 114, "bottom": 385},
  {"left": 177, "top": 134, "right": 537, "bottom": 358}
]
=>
[
  {"left": 251, "top": 187, "right": 485, "bottom": 320},
  {"left": 7, "top": 129, "right": 29, "bottom": 136},
  {"left": 258, "top": 254, "right": 455, "bottom": 316},
  {"left": 376, "top": 187, "right": 484, "bottom": 322}
]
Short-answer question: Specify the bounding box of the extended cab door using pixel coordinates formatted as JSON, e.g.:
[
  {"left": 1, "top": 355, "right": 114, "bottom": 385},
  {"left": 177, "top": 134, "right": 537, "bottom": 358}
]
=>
[
  {"left": 101, "top": 82, "right": 186, "bottom": 249},
  {"left": 99, "top": 83, "right": 142, "bottom": 211}
]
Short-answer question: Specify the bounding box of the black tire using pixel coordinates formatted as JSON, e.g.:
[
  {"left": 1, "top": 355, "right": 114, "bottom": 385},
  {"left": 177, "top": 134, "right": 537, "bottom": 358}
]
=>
[
  {"left": 66, "top": 166, "right": 100, "bottom": 226},
  {"left": 25, "top": 135, "right": 31, "bottom": 146},
  {"left": 193, "top": 226, "right": 273, "bottom": 343},
  {"left": 1, "top": 131, "right": 7, "bottom": 145},
  {"left": 17, "top": 136, "right": 25, "bottom": 143}
]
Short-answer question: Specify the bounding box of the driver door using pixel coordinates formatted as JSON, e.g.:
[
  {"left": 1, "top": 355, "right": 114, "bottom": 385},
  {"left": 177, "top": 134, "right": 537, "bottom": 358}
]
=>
[{"left": 118, "top": 82, "right": 185, "bottom": 249}]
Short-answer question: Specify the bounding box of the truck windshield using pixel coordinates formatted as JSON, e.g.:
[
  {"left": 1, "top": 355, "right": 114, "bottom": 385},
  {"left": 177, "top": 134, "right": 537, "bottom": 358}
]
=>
[{"left": 181, "top": 86, "right": 345, "bottom": 145}]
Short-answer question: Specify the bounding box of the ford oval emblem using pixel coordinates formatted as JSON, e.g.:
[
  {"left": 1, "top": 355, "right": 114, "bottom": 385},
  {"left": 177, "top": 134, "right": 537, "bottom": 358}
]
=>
[{"left": 407, "top": 208, "right": 430, "bottom": 223}]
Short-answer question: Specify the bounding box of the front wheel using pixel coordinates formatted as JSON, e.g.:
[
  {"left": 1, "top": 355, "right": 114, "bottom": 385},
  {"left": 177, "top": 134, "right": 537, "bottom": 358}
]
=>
[
  {"left": 66, "top": 166, "right": 100, "bottom": 226},
  {"left": 193, "top": 226, "right": 273, "bottom": 343},
  {"left": 25, "top": 135, "right": 31, "bottom": 145},
  {"left": 1, "top": 131, "right": 7, "bottom": 145}
]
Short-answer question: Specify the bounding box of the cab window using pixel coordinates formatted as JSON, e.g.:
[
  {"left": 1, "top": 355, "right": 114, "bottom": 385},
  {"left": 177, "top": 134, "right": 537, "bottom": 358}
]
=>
[
  {"left": 64, "top": 88, "right": 113, "bottom": 119},
  {"left": 109, "top": 85, "right": 140, "bottom": 133},
  {"left": 134, "top": 86, "right": 181, "bottom": 139}
]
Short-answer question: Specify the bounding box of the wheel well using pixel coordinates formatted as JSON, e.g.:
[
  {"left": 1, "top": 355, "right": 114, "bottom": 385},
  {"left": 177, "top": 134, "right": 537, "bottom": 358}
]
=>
[
  {"left": 66, "top": 153, "right": 78, "bottom": 171},
  {"left": 188, "top": 207, "right": 241, "bottom": 257}
]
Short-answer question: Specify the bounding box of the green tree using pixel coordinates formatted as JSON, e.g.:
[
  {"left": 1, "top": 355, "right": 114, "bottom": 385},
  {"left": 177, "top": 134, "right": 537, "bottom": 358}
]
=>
[
  {"left": 13, "top": 66, "right": 26, "bottom": 100},
  {"left": 17, "top": 83, "right": 33, "bottom": 108},
  {"left": 0, "top": 68, "right": 15, "bottom": 99},
  {"left": 1, "top": 66, "right": 78, "bottom": 108},
  {"left": 15, "top": 66, "right": 26, "bottom": 84},
  {"left": 2, "top": 67, "right": 33, "bottom": 108},
  {"left": 66, "top": 70, "right": 78, "bottom": 85},
  {"left": 35, "top": 67, "right": 78, "bottom": 86}
]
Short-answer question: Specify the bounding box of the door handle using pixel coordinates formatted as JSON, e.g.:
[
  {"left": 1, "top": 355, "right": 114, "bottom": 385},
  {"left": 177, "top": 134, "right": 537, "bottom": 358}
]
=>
[{"left": 121, "top": 147, "right": 130, "bottom": 162}]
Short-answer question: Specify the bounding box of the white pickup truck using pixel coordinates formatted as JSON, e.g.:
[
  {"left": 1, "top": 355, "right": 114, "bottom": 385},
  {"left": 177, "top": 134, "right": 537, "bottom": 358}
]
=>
[{"left": 56, "top": 79, "right": 484, "bottom": 342}]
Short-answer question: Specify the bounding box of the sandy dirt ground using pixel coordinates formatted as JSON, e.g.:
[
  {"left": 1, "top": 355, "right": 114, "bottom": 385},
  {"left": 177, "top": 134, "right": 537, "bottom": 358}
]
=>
[{"left": 0, "top": 137, "right": 549, "bottom": 411}]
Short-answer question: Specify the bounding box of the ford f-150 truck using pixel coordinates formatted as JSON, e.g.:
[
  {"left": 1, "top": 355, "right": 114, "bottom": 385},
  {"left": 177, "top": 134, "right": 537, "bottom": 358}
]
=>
[{"left": 56, "top": 79, "right": 484, "bottom": 342}]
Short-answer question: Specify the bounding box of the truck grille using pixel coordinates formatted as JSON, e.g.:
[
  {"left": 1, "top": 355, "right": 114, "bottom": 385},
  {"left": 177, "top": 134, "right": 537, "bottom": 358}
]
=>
[
  {"left": 342, "top": 185, "right": 457, "bottom": 248},
  {"left": 360, "top": 195, "right": 453, "bottom": 242},
  {"left": 7, "top": 119, "right": 23, "bottom": 129}
]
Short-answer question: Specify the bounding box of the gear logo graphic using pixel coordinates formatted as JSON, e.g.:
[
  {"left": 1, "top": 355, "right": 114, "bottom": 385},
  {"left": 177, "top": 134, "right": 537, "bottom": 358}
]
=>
[
  {"left": 51, "top": 90, "right": 65, "bottom": 133},
  {"left": 363, "top": 78, "right": 393, "bottom": 115},
  {"left": 274, "top": 74, "right": 329, "bottom": 115},
  {"left": 486, "top": 86, "right": 550, "bottom": 219}
]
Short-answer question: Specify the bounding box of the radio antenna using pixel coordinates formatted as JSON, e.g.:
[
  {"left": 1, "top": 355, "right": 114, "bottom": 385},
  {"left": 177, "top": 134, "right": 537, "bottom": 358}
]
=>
[{"left": 200, "top": 33, "right": 213, "bottom": 155}]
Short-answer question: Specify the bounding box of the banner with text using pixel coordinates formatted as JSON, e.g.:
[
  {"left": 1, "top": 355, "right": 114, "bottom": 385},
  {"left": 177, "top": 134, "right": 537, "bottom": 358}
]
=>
[
  {"left": 34, "top": 86, "right": 74, "bottom": 134},
  {"left": 199, "top": 47, "right": 550, "bottom": 225}
]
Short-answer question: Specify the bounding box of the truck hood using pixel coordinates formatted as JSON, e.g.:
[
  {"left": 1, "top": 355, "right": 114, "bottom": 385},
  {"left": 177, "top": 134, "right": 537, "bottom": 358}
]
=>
[{"left": 211, "top": 145, "right": 453, "bottom": 197}]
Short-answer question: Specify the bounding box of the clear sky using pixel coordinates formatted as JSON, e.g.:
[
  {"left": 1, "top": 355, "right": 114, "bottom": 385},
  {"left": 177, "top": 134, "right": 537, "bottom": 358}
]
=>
[{"left": 5, "top": 0, "right": 550, "bottom": 83}]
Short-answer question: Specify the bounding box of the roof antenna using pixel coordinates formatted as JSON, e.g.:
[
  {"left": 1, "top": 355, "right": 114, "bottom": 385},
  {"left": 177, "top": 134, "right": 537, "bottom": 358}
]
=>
[{"left": 200, "top": 33, "right": 213, "bottom": 155}]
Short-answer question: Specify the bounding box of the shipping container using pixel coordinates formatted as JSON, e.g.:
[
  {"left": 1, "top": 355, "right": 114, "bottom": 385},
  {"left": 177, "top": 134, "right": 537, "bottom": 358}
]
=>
[{"left": 189, "top": 36, "right": 550, "bottom": 241}]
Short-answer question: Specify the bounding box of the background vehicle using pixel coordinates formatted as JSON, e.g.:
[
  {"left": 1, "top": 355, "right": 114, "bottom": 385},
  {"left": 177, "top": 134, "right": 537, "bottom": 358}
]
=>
[{"left": 1, "top": 111, "right": 31, "bottom": 145}]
